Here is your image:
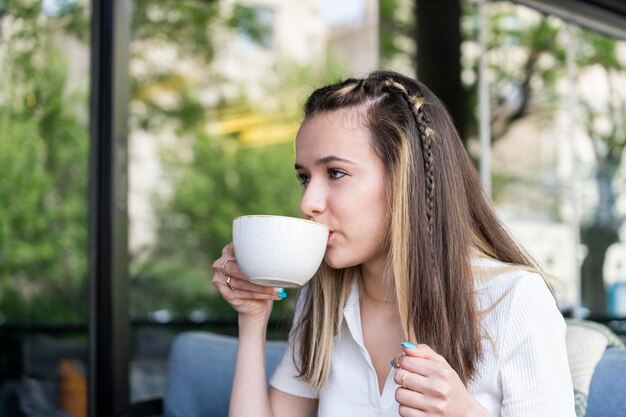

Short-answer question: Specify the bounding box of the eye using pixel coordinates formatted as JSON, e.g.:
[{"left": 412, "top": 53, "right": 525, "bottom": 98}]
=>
[
  {"left": 328, "top": 168, "right": 347, "bottom": 180},
  {"left": 296, "top": 172, "right": 310, "bottom": 187}
]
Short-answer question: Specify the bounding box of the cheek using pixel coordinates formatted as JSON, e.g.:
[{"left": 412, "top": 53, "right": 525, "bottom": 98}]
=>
[
  {"left": 357, "top": 207, "right": 388, "bottom": 250},
  {"left": 326, "top": 182, "right": 388, "bottom": 265},
  {"left": 355, "top": 181, "right": 388, "bottom": 251},
  {"left": 361, "top": 180, "right": 388, "bottom": 234}
]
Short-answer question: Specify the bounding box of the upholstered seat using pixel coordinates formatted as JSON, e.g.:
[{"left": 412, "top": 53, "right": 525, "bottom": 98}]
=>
[
  {"left": 163, "top": 332, "right": 287, "bottom": 417},
  {"left": 122, "top": 323, "right": 626, "bottom": 417}
]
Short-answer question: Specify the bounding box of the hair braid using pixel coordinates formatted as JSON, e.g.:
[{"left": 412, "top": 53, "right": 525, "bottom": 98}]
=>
[
  {"left": 416, "top": 110, "right": 435, "bottom": 237},
  {"left": 382, "top": 79, "right": 436, "bottom": 237}
]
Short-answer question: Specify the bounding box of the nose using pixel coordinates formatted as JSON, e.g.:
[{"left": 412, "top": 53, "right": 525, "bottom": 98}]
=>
[{"left": 300, "top": 180, "right": 326, "bottom": 220}]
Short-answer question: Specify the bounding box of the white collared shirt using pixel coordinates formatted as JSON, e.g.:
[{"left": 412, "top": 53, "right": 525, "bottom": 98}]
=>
[{"left": 269, "top": 258, "right": 576, "bottom": 417}]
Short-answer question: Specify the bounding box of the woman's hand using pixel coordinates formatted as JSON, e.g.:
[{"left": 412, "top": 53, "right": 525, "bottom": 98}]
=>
[
  {"left": 392, "top": 343, "right": 491, "bottom": 417},
  {"left": 211, "top": 243, "right": 286, "bottom": 324}
]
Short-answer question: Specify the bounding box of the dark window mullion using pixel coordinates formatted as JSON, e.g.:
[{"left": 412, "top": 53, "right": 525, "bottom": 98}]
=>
[{"left": 88, "top": 0, "right": 131, "bottom": 416}]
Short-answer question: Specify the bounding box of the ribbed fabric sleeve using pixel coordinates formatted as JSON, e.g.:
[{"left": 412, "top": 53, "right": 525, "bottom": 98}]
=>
[{"left": 498, "top": 273, "right": 576, "bottom": 417}]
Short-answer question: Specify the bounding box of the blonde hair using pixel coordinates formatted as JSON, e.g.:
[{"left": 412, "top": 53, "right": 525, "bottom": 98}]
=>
[{"left": 293, "top": 70, "right": 541, "bottom": 390}]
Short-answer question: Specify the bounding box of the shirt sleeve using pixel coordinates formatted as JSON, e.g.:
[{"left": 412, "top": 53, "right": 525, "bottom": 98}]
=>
[
  {"left": 499, "top": 273, "right": 576, "bottom": 417},
  {"left": 269, "top": 285, "right": 319, "bottom": 399}
]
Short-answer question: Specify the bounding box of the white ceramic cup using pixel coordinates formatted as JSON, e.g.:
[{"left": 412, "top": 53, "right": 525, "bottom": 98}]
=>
[{"left": 232, "top": 215, "right": 329, "bottom": 287}]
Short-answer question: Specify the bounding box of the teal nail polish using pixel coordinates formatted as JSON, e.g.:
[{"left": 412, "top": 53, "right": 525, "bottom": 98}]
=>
[
  {"left": 401, "top": 341, "right": 417, "bottom": 349},
  {"left": 390, "top": 359, "right": 395, "bottom": 367},
  {"left": 278, "top": 292, "right": 287, "bottom": 299},
  {"left": 279, "top": 288, "right": 285, "bottom": 293}
]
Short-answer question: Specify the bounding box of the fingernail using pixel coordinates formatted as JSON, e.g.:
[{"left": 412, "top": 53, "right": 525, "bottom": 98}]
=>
[
  {"left": 390, "top": 359, "right": 395, "bottom": 367},
  {"left": 401, "top": 342, "right": 417, "bottom": 349},
  {"left": 278, "top": 292, "right": 287, "bottom": 299},
  {"left": 273, "top": 287, "right": 285, "bottom": 293}
]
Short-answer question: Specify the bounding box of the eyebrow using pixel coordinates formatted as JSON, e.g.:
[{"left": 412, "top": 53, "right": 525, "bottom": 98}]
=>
[{"left": 294, "top": 155, "right": 356, "bottom": 170}]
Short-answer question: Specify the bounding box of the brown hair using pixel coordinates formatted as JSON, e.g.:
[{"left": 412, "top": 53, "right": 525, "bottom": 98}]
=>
[{"left": 293, "top": 70, "right": 537, "bottom": 390}]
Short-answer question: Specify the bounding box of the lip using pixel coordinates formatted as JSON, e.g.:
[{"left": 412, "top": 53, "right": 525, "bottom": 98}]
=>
[{"left": 328, "top": 231, "right": 334, "bottom": 242}]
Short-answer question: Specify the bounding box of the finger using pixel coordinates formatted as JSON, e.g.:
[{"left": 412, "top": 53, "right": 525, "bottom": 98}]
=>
[
  {"left": 211, "top": 256, "right": 236, "bottom": 276},
  {"left": 217, "top": 285, "right": 285, "bottom": 301},
  {"left": 397, "top": 387, "right": 448, "bottom": 414},
  {"left": 394, "top": 362, "right": 457, "bottom": 401},
  {"left": 228, "top": 276, "right": 286, "bottom": 295},
  {"left": 222, "top": 242, "right": 235, "bottom": 257},
  {"left": 398, "top": 405, "right": 426, "bottom": 417},
  {"left": 212, "top": 275, "right": 284, "bottom": 296},
  {"left": 393, "top": 369, "right": 427, "bottom": 391},
  {"left": 211, "top": 258, "right": 260, "bottom": 293},
  {"left": 395, "top": 388, "right": 430, "bottom": 412},
  {"left": 402, "top": 343, "right": 448, "bottom": 364},
  {"left": 213, "top": 257, "right": 243, "bottom": 280},
  {"left": 393, "top": 354, "right": 440, "bottom": 377},
  {"left": 214, "top": 260, "right": 283, "bottom": 296},
  {"left": 394, "top": 369, "right": 441, "bottom": 399}
]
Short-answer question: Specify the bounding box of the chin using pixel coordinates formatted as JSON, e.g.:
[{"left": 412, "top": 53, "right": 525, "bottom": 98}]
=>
[{"left": 323, "top": 252, "right": 359, "bottom": 270}]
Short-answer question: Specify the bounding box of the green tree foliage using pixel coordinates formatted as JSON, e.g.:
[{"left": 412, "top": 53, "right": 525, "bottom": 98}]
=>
[
  {"left": 379, "top": 0, "right": 413, "bottom": 65},
  {"left": 129, "top": 53, "right": 351, "bottom": 320},
  {"left": 126, "top": 2, "right": 308, "bottom": 321},
  {"left": 127, "top": 2, "right": 350, "bottom": 321},
  {"left": 0, "top": 2, "right": 89, "bottom": 321},
  {"left": 0, "top": 0, "right": 283, "bottom": 322},
  {"left": 130, "top": 0, "right": 272, "bottom": 132},
  {"left": 132, "top": 129, "right": 302, "bottom": 319}
]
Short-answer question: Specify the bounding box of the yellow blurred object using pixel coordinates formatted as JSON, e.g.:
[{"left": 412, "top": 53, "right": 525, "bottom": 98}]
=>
[
  {"left": 26, "top": 93, "right": 37, "bottom": 108},
  {"left": 217, "top": 113, "right": 292, "bottom": 134},
  {"left": 59, "top": 360, "right": 87, "bottom": 417},
  {"left": 212, "top": 107, "right": 299, "bottom": 147},
  {"left": 239, "top": 122, "right": 299, "bottom": 146}
]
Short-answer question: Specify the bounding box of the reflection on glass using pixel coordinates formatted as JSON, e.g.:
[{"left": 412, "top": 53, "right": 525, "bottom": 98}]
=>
[
  {"left": 127, "top": 0, "right": 384, "bottom": 402},
  {"left": 472, "top": 3, "right": 626, "bottom": 324},
  {"left": 0, "top": 0, "right": 90, "bottom": 415}
]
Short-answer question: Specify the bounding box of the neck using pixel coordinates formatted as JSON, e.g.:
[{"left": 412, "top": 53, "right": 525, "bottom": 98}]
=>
[{"left": 360, "top": 258, "right": 396, "bottom": 305}]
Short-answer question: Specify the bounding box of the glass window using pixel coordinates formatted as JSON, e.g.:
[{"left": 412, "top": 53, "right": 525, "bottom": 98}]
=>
[
  {"left": 467, "top": 2, "right": 626, "bottom": 339},
  {"left": 0, "top": 0, "right": 91, "bottom": 415},
  {"left": 127, "top": 0, "right": 380, "bottom": 403}
]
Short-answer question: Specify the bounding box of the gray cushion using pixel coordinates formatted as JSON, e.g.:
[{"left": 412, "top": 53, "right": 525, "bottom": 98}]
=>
[
  {"left": 585, "top": 348, "right": 626, "bottom": 417},
  {"left": 565, "top": 319, "right": 624, "bottom": 417},
  {"left": 163, "top": 332, "right": 287, "bottom": 417}
]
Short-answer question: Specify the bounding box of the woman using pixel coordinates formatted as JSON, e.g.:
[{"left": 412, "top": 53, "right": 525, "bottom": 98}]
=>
[{"left": 212, "top": 70, "right": 575, "bottom": 417}]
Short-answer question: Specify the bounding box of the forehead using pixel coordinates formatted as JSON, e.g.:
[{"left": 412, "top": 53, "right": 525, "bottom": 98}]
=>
[{"left": 295, "top": 110, "right": 376, "bottom": 162}]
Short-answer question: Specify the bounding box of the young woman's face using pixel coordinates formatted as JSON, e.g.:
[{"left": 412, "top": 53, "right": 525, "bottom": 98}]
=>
[{"left": 295, "top": 110, "right": 388, "bottom": 270}]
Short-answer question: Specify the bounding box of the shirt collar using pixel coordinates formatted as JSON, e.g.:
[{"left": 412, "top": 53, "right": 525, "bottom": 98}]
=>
[{"left": 342, "top": 277, "right": 364, "bottom": 346}]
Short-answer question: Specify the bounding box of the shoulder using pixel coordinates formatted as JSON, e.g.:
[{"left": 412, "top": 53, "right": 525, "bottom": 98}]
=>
[
  {"left": 473, "top": 257, "right": 563, "bottom": 349},
  {"left": 474, "top": 262, "right": 575, "bottom": 414},
  {"left": 473, "top": 257, "right": 555, "bottom": 313}
]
